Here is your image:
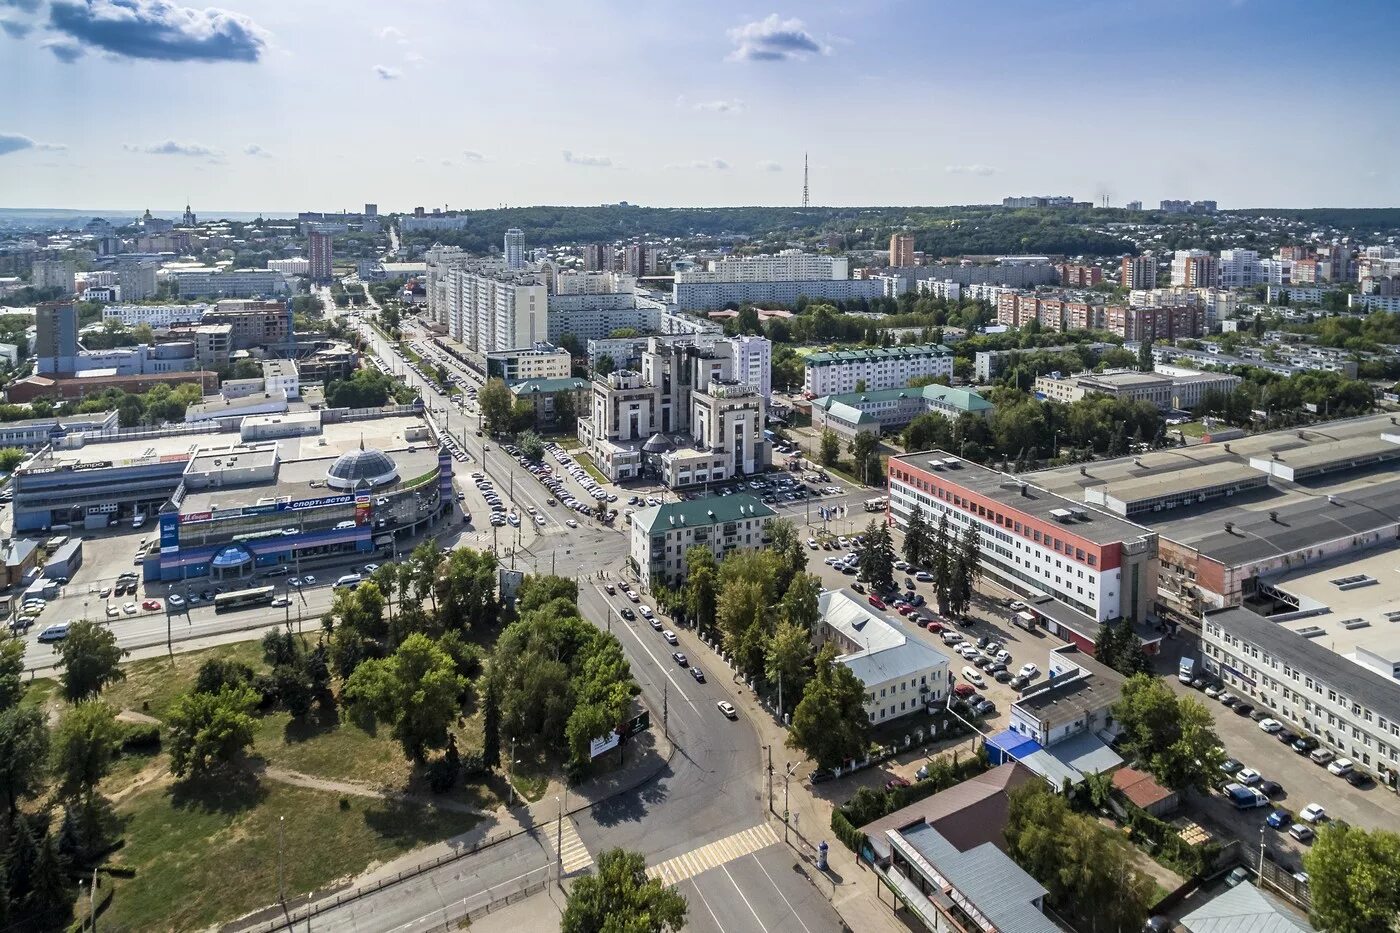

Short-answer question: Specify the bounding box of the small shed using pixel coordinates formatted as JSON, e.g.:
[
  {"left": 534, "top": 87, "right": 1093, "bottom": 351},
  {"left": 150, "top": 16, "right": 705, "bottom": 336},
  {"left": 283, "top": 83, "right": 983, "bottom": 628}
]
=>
[
  {"left": 1112, "top": 766, "right": 1180, "bottom": 817},
  {"left": 42, "top": 539, "right": 84, "bottom": 580}
]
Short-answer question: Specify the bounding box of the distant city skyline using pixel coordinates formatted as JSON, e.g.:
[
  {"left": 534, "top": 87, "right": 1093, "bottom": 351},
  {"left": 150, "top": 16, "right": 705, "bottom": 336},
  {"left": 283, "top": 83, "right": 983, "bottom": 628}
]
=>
[{"left": 2, "top": 0, "right": 1399, "bottom": 211}]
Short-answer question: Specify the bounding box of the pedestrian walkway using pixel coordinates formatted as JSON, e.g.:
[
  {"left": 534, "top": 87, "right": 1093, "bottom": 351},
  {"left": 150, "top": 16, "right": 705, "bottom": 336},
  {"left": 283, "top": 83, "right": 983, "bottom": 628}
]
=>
[
  {"left": 647, "top": 822, "right": 779, "bottom": 887},
  {"left": 550, "top": 815, "right": 594, "bottom": 875}
]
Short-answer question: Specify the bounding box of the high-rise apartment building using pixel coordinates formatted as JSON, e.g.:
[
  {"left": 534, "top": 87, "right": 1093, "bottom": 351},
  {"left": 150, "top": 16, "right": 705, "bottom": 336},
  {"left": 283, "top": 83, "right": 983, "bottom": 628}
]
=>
[
  {"left": 308, "top": 230, "right": 334, "bottom": 282},
  {"left": 583, "top": 243, "right": 614, "bottom": 272},
  {"left": 117, "top": 259, "right": 157, "bottom": 301},
  {"left": 1170, "top": 250, "right": 1218, "bottom": 288},
  {"left": 1217, "top": 249, "right": 1261, "bottom": 289},
  {"left": 35, "top": 301, "right": 79, "bottom": 374},
  {"left": 889, "top": 233, "right": 916, "bottom": 267},
  {"left": 672, "top": 251, "right": 880, "bottom": 309},
  {"left": 1057, "top": 263, "right": 1102, "bottom": 287},
  {"left": 1121, "top": 253, "right": 1157, "bottom": 290},
  {"left": 442, "top": 264, "right": 548, "bottom": 353},
  {"left": 364, "top": 203, "right": 378, "bottom": 217},
  {"left": 503, "top": 228, "right": 525, "bottom": 270},
  {"left": 31, "top": 259, "right": 76, "bottom": 294}
]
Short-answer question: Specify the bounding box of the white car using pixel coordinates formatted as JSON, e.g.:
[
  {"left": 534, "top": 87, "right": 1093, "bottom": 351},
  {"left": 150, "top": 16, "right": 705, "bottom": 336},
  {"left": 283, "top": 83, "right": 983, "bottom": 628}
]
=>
[
  {"left": 565, "top": 518, "right": 578, "bottom": 528},
  {"left": 1299, "top": 803, "right": 1327, "bottom": 823},
  {"left": 625, "top": 589, "right": 640, "bottom": 602},
  {"left": 1258, "top": 718, "right": 1283, "bottom": 734},
  {"left": 271, "top": 595, "right": 290, "bottom": 607},
  {"left": 807, "top": 538, "right": 818, "bottom": 549},
  {"left": 1327, "top": 758, "right": 1354, "bottom": 776},
  {"left": 1017, "top": 662, "right": 1039, "bottom": 679},
  {"left": 122, "top": 602, "right": 138, "bottom": 615},
  {"left": 105, "top": 605, "right": 120, "bottom": 618},
  {"left": 168, "top": 594, "right": 185, "bottom": 607},
  {"left": 1235, "top": 768, "right": 1262, "bottom": 786}
]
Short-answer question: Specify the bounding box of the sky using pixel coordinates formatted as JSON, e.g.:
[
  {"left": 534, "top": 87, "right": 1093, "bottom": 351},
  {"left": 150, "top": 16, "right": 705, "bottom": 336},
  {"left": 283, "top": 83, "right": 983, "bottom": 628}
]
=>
[{"left": 2, "top": 0, "right": 1400, "bottom": 214}]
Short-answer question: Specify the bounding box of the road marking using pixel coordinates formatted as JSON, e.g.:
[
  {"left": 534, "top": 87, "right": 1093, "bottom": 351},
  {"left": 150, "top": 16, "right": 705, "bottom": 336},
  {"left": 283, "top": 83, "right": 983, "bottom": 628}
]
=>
[
  {"left": 749, "top": 850, "right": 816, "bottom": 933},
  {"left": 686, "top": 873, "right": 727, "bottom": 931},
  {"left": 592, "top": 584, "right": 700, "bottom": 715},
  {"left": 647, "top": 822, "right": 779, "bottom": 887},
  {"left": 721, "top": 862, "right": 771, "bottom": 933},
  {"left": 548, "top": 815, "right": 594, "bottom": 875}
]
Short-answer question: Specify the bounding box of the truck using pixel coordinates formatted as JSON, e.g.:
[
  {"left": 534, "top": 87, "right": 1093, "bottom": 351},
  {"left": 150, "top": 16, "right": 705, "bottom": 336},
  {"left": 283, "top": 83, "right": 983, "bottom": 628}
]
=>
[
  {"left": 1223, "top": 782, "right": 1269, "bottom": 810},
  {"left": 1178, "top": 657, "right": 1195, "bottom": 685}
]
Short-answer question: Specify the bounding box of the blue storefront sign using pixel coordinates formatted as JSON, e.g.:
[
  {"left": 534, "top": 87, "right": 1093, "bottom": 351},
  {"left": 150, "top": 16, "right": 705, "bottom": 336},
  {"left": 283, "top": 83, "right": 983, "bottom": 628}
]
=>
[{"left": 159, "top": 512, "right": 180, "bottom": 554}]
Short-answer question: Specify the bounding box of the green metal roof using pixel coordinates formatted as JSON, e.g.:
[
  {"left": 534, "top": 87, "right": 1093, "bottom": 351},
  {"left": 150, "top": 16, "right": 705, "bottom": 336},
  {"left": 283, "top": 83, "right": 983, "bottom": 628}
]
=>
[
  {"left": 509, "top": 377, "right": 590, "bottom": 395},
  {"left": 633, "top": 493, "right": 776, "bottom": 536},
  {"left": 812, "top": 383, "right": 992, "bottom": 414}
]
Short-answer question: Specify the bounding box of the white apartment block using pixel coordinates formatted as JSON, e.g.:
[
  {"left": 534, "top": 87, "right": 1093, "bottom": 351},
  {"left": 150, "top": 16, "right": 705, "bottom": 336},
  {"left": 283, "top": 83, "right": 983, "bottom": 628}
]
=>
[
  {"left": 102, "top": 303, "right": 210, "bottom": 328},
  {"left": 1217, "top": 250, "right": 1261, "bottom": 289},
  {"left": 31, "top": 259, "right": 75, "bottom": 293},
  {"left": 1170, "top": 250, "right": 1218, "bottom": 288},
  {"left": 675, "top": 250, "right": 849, "bottom": 283},
  {"left": 117, "top": 260, "right": 158, "bottom": 301},
  {"left": 671, "top": 250, "right": 883, "bottom": 310},
  {"left": 1351, "top": 293, "right": 1400, "bottom": 313},
  {"left": 729, "top": 334, "right": 772, "bottom": 397},
  {"left": 268, "top": 258, "right": 310, "bottom": 276},
  {"left": 485, "top": 343, "right": 572, "bottom": 382},
  {"left": 171, "top": 268, "right": 288, "bottom": 299},
  {"left": 555, "top": 270, "right": 636, "bottom": 295},
  {"left": 442, "top": 264, "right": 549, "bottom": 353},
  {"left": 802, "top": 344, "right": 953, "bottom": 397},
  {"left": 916, "top": 278, "right": 962, "bottom": 301}
]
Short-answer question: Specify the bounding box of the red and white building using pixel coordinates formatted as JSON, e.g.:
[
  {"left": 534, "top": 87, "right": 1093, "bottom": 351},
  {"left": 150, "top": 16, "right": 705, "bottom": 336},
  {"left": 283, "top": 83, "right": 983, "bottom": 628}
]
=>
[{"left": 887, "top": 451, "right": 1159, "bottom": 652}]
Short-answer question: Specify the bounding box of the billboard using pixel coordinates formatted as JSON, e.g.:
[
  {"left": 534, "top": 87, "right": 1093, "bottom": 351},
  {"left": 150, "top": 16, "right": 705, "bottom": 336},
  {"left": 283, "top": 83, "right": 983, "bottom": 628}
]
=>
[
  {"left": 158, "top": 513, "right": 180, "bottom": 554},
  {"left": 588, "top": 730, "right": 621, "bottom": 760}
]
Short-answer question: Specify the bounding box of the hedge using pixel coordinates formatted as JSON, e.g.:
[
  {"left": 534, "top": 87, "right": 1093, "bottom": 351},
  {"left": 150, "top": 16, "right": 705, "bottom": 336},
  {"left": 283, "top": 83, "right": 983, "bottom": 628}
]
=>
[{"left": 832, "top": 747, "right": 991, "bottom": 853}]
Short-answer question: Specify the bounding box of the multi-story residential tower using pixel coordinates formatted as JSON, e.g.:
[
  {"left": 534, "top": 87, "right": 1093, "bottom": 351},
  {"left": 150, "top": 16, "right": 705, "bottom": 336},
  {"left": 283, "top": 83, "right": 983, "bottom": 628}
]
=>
[
  {"left": 503, "top": 228, "right": 525, "bottom": 270},
  {"left": 889, "top": 233, "right": 916, "bottom": 267},
  {"left": 308, "top": 230, "right": 334, "bottom": 283},
  {"left": 1121, "top": 253, "right": 1157, "bottom": 290}
]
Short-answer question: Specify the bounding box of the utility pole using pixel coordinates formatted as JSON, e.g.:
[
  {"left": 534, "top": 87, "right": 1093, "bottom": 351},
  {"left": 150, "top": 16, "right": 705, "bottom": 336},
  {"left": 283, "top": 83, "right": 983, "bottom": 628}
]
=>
[
  {"left": 277, "top": 815, "right": 286, "bottom": 904},
  {"left": 783, "top": 767, "right": 791, "bottom": 843},
  {"left": 765, "top": 744, "right": 774, "bottom": 814},
  {"left": 556, "top": 796, "right": 564, "bottom": 881},
  {"left": 662, "top": 681, "right": 669, "bottom": 740}
]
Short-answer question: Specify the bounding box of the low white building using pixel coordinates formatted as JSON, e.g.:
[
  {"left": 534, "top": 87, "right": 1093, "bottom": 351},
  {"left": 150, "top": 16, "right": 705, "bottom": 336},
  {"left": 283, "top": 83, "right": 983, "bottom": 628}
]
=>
[
  {"left": 803, "top": 344, "right": 953, "bottom": 397},
  {"left": 103, "top": 303, "right": 210, "bottom": 328},
  {"left": 817, "top": 589, "right": 950, "bottom": 724}
]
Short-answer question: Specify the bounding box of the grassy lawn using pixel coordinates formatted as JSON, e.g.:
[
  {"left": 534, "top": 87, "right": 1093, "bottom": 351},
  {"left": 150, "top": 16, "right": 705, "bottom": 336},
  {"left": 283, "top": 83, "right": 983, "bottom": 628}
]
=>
[
  {"left": 1177, "top": 421, "right": 1208, "bottom": 438},
  {"left": 102, "top": 641, "right": 267, "bottom": 720},
  {"left": 22, "top": 675, "right": 57, "bottom": 710},
  {"left": 103, "top": 775, "right": 479, "bottom": 932},
  {"left": 399, "top": 342, "right": 423, "bottom": 364},
  {"left": 573, "top": 452, "right": 609, "bottom": 486},
  {"left": 557, "top": 437, "right": 582, "bottom": 452}
]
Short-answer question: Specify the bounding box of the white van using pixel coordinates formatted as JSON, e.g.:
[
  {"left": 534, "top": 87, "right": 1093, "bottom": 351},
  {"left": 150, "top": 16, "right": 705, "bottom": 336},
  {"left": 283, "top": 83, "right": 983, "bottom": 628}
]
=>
[
  {"left": 334, "top": 573, "right": 362, "bottom": 589},
  {"left": 961, "top": 666, "right": 985, "bottom": 687}
]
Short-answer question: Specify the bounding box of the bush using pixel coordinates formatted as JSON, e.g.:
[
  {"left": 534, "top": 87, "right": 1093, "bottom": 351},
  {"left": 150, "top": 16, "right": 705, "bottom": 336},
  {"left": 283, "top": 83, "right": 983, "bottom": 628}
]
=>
[
  {"left": 459, "top": 750, "right": 489, "bottom": 779},
  {"left": 833, "top": 748, "right": 991, "bottom": 851},
  {"left": 119, "top": 722, "right": 161, "bottom": 751},
  {"left": 426, "top": 756, "right": 459, "bottom": 793},
  {"left": 831, "top": 808, "right": 866, "bottom": 854}
]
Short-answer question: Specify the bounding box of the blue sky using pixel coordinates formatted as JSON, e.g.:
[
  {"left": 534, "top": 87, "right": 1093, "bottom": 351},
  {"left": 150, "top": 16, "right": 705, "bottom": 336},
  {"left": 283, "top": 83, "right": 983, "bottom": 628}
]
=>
[{"left": 2, "top": 0, "right": 1399, "bottom": 212}]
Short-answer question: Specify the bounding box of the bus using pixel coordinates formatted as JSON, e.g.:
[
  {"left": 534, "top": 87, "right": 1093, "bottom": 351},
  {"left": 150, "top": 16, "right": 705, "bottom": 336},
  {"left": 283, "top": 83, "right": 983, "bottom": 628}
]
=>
[
  {"left": 863, "top": 498, "right": 888, "bottom": 513},
  {"left": 214, "top": 586, "right": 275, "bottom": 613}
]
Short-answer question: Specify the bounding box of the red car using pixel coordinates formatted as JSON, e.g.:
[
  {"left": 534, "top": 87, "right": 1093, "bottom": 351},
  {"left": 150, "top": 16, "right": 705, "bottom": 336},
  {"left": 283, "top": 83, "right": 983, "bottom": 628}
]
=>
[
  {"left": 953, "top": 683, "right": 977, "bottom": 698},
  {"left": 141, "top": 599, "right": 162, "bottom": 611},
  {"left": 924, "top": 620, "right": 943, "bottom": 633},
  {"left": 867, "top": 595, "right": 886, "bottom": 610},
  {"left": 897, "top": 604, "right": 917, "bottom": 616},
  {"left": 884, "top": 777, "right": 911, "bottom": 790}
]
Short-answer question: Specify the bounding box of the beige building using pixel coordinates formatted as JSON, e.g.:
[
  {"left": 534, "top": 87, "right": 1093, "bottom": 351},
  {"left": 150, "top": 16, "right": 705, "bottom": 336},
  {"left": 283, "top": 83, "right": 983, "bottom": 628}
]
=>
[
  {"left": 630, "top": 494, "right": 775, "bottom": 589},
  {"left": 485, "top": 343, "right": 572, "bottom": 382},
  {"left": 889, "top": 233, "right": 916, "bottom": 268}
]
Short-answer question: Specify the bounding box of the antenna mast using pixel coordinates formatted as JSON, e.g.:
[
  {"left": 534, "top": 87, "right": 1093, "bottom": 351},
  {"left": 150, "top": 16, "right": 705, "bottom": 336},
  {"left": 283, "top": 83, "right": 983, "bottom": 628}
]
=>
[{"left": 802, "top": 153, "right": 809, "bottom": 208}]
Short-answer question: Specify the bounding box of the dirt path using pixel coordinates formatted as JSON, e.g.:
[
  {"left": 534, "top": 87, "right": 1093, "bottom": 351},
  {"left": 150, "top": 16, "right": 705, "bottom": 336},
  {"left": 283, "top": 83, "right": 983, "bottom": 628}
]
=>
[{"left": 256, "top": 765, "right": 501, "bottom": 819}]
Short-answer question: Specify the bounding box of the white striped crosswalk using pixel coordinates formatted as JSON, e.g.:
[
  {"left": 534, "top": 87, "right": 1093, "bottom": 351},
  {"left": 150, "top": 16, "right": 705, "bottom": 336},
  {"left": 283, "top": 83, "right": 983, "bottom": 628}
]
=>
[
  {"left": 646, "top": 822, "right": 780, "bottom": 887},
  {"left": 549, "top": 815, "right": 594, "bottom": 875}
]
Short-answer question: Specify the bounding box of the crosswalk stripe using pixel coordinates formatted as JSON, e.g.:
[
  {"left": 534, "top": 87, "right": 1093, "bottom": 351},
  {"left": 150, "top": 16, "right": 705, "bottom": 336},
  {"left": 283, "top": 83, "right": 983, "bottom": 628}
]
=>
[
  {"left": 549, "top": 817, "right": 594, "bottom": 874},
  {"left": 645, "top": 822, "right": 782, "bottom": 886}
]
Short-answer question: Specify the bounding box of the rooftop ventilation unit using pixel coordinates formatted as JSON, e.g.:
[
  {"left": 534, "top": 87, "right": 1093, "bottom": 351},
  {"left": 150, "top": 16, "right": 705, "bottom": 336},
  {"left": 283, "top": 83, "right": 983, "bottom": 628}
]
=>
[
  {"left": 1294, "top": 625, "right": 1326, "bottom": 639},
  {"left": 1049, "top": 508, "right": 1074, "bottom": 523},
  {"left": 1340, "top": 618, "right": 1371, "bottom": 631},
  {"left": 942, "top": 457, "right": 960, "bottom": 468},
  {"left": 1069, "top": 507, "right": 1090, "bottom": 521}
]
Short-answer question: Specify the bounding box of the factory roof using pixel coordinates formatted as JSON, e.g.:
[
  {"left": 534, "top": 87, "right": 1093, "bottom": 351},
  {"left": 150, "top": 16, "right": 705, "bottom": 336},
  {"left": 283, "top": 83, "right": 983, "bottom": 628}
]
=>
[{"left": 890, "top": 450, "right": 1156, "bottom": 547}]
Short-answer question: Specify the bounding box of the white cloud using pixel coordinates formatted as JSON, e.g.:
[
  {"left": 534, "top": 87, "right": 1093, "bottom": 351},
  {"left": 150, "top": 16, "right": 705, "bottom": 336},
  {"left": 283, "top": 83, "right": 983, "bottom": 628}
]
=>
[
  {"left": 379, "top": 26, "right": 406, "bottom": 42},
  {"left": 372, "top": 64, "right": 400, "bottom": 80},
  {"left": 462, "top": 150, "right": 485, "bottom": 162},
  {"left": 667, "top": 158, "right": 730, "bottom": 171},
  {"left": 244, "top": 143, "right": 272, "bottom": 158},
  {"left": 562, "top": 150, "right": 612, "bottom": 167},
  {"left": 124, "top": 139, "right": 222, "bottom": 158},
  {"left": 945, "top": 163, "right": 997, "bottom": 176},
  {"left": 694, "top": 99, "right": 744, "bottom": 113},
  {"left": 727, "top": 14, "right": 828, "bottom": 62},
  {"left": 756, "top": 160, "right": 783, "bottom": 172}
]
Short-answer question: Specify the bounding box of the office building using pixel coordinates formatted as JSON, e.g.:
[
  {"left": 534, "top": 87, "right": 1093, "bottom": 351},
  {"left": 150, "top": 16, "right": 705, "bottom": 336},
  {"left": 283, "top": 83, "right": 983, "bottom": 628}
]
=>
[
  {"left": 269, "top": 258, "right": 310, "bottom": 276},
  {"left": 812, "top": 384, "right": 992, "bottom": 442},
  {"left": 508, "top": 377, "right": 590, "bottom": 428},
  {"left": 887, "top": 451, "right": 1159, "bottom": 641},
  {"left": 261, "top": 359, "right": 300, "bottom": 399},
  {"left": 889, "top": 233, "right": 916, "bottom": 268},
  {"left": 1204, "top": 593, "right": 1400, "bottom": 785},
  {"left": 861, "top": 764, "right": 1060, "bottom": 933},
  {"left": 35, "top": 301, "right": 79, "bottom": 374},
  {"left": 1170, "top": 250, "right": 1218, "bottom": 288},
  {"left": 503, "top": 228, "right": 525, "bottom": 270},
  {"left": 586, "top": 337, "right": 649, "bottom": 372},
  {"left": 630, "top": 494, "right": 774, "bottom": 589},
  {"left": 0, "top": 411, "right": 119, "bottom": 449},
  {"left": 31, "top": 259, "right": 75, "bottom": 293},
  {"left": 308, "top": 230, "right": 334, "bottom": 283},
  {"left": 802, "top": 344, "right": 954, "bottom": 397},
  {"left": 116, "top": 259, "right": 157, "bottom": 301},
  {"left": 577, "top": 337, "right": 769, "bottom": 487},
  {"left": 172, "top": 268, "right": 288, "bottom": 299},
  {"left": 485, "top": 343, "right": 572, "bottom": 383},
  {"left": 1121, "top": 253, "right": 1156, "bottom": 290},
  {"left": 817, "top": 589, "right": 949, "bottom": 723},
  {"left": 1032, "top": 369, "right": 1239, "bottom": 410}
]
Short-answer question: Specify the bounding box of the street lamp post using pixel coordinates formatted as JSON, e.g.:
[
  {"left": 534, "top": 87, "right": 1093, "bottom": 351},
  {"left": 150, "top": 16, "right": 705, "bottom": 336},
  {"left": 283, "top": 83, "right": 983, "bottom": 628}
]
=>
[{"left": 277, "top": 815, "right": 286, "bottom": 903}]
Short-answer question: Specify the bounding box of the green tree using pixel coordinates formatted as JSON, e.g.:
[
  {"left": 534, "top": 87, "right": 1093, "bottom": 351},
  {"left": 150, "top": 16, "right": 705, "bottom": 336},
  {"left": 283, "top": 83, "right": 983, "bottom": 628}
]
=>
[
  {"left": 930, "top": 513, "right": 953, "bottom": 613},
  {"left": 594, "top": 354, "right": 616, "bottom": 377},
  {"left": 850, "top": 431, "right": 880, "bottom": 484},
  {"left": 947, "top": 522, "right": 981, "bottom": 618},
  {"left": 516, "top": 429, "right": 545, "bottom": 460},
  {"left": 684, "top": 546, "right": 719, "bottom": 634},
  {"left": 343, "top": 633, "right": 466, "bottom": 762},
  {"left": 819, "top": 429, "right": 840, "bottom": 466},
  {"left": 0, "top": 704, "right": 49, "bottom": 816},
  {"left": 1137, "top": 337, "right": 1153, "bottom": 372},
  {"left": 1112, "top": 674, "right": 1224, "bottom": 793},
  {"left": 0, "top": 447, "right": 25, "bottom": 472},
  {"left": 50, "top": 702, "right": 121, "bottom": 801},
  {"left": 0, "top": 638, "right": 24, "bottom": 711},
  {"left": 765, "top": 619, "right": 813, "bottom": 715},
  {"left": 903, "top": 506, "right": 929, "bottom": 568},
  {"left": 166, "top": 684, "right": 258, "bottom": 778},
  {"left": 717, "top": 577, "right": 770, "bottom": 679},
  {"left": 787, "top": 644, "right": 869, "bottom": 770},
  {"left": 478, "top": 377, "right": 514, "bottom": 435},
  {"left": 561, "top": 848, "right": 688, "bottom": 933},
  {"left": 766, "top": 518, "right": 807, "bottom": 593},
  {"left": 857, "top": 519, "right": 895, "bottom": 590},
  {"left": 1305, "top": 823, "right": 1400, "bottom": 933},
  {"left": 55, "top": 620, "right": 127, "bottom": 702},
  {"left": 779, "top": 571, "right": 822, "bottom": 636}
]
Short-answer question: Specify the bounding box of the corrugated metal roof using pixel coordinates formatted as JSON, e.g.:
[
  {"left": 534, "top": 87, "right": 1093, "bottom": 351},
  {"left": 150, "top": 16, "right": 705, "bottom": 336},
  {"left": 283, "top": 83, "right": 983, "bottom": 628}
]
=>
[{"left": 1181, "top": 881, "right": 1315, "bottom": 933}]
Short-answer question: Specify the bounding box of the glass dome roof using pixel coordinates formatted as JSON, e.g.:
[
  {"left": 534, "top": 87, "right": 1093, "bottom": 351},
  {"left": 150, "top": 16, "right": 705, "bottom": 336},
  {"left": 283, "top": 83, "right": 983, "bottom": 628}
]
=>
[{"left": 326, "top": 445, "right": 399, "bottom": 491}]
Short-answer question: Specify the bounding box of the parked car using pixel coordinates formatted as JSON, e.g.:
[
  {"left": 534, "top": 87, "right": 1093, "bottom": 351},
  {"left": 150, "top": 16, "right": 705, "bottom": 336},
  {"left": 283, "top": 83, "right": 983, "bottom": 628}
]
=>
[
  {"left": 1257, "top": 779, "right": 1283, "bottom": 798},
  {"left": 1326, "top": 757, "right": 1354, "bottom": 776},
  {"left": 1258, "top": 718, "right": 1283, "bottom": 734},
  {"left": 1292, "top": 736, "right": 1320, "bottom": 754},
  {"left": 1299, "top": 803, "right": 1327, "bottom": 823},
  {"left": 1266, "top": 809, "right": 1292, "bottom": 829},
  {"left": 1346, "top": 770, "right": 1374, "bottom": 788}
]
